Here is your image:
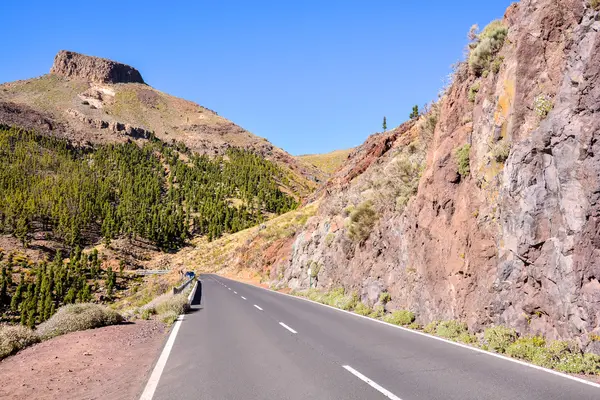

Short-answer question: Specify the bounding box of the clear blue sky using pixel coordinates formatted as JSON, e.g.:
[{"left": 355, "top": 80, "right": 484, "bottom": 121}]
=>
[{"left": 1, "top": 0, "right": 512, "bottom": 155}]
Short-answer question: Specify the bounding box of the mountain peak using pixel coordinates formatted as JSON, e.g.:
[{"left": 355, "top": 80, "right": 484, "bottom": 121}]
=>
[{"left": 50, "top": 50, "right": 145, "bottom": 84}]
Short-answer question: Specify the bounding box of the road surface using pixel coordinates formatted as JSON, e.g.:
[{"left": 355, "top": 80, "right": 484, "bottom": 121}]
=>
[{"left": 145, "top": 274, "right": 600, "bottom": 400}]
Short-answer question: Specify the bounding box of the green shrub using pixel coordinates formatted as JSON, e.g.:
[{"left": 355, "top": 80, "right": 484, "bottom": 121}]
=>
[
  {"left": 37, "top": 303, "right": 123, "bottom": 340},
  {"left": 369, "top": 305, "right": 385, "bottom": 319},
  {"left": 407, "top": 322, "right": 422, "bottom": 330},
  {"left": 491, "top": 56, "right": 504, "bottom": 74},
  {"left": 591, "top": 0, "right": 600, "bottom": 10},
  {"left": 484, "top": 325, "right": 517, "bottom": 353},
  {"left": 455, "top": 144, "right": 471, "bottom": 177},
  {"left": 435, "top": 320, "right": 469, "bottom": 340},
  {"left": 160, "top": 311, "right": 180, "bottom": 325},
  {"left": 383, "top": 310, "right": 416, "bottom": 326},
  {"left": 155, "top": 293, "right": 189, "bottom": 317},
  {"left": 379, "top": 292, "right": 391, "bottom": 304},
  {"left": 534, "top": 94, "right": 553, "bottom": 119},
  {"left": 309, "top": 261, "right": 321, "bottom": 278},
  {"left": 305, "top": 288, "right": 326, "bottom": 303},
  {"left": 140, "top": 308, "right": 155, "bottom": 320},
  {"left": 0, "top": 324, "right": 40, "bottom": 360},
  {"left": 354, "top": 302, "right": 372, "bottom": 316},
  {"left": 458, "top": 332, "right": 478, "bottom": 344},
  {"left": 347, "top": 201, "right": 378, "bottom": 243},
  {"left": 423, "top": 321, "right": 438, "bottom": 334},
  {"left": 506, "top": 336, "right": 546, "bottom": 361},
  {"left": 469, "top": 20, "right": 508, "bottom": 75},
  {"left": 491, "top": 139, "right": 511, "bottom": 163},
  {"left": 468, "top": 82, "right": 480, "bottom": 103}
]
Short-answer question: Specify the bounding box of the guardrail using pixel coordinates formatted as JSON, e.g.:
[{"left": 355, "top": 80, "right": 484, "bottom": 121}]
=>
[
  {"left": 134, "top": 270, "right": 171, "bottom": 276},
  {"left": 173, "top": 277, "right": 195, "bottom": 295}
]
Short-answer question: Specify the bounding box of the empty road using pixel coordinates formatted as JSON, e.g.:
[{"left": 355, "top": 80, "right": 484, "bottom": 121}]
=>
[{"left": 143, "top": 274, "right": 600, "bottom": 400}]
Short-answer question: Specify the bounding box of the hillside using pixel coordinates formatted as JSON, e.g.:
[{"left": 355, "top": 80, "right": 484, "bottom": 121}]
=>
[
  {"left": 296, "top": 148, "right": 353, "bottom": 177},
  {"left": 196, "top": 0, "right": 600, "bottom": 352},
  {"left": 0, "top": 50, "right": 321, "bottom": 198}
]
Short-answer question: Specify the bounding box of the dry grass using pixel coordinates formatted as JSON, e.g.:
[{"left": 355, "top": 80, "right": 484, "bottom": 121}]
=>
[
  {"left": 36, "top": 303, "right": 123, "bottom": 340},
  {"left": 0, "top": 324, "right": 39, "bottom": 360},
  {"left": 296, "top": 149, "right": 353, "bottom": 175}
]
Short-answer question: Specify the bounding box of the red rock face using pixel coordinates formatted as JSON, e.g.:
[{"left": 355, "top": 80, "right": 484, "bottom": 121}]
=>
[{"left": 270, "top": 0, "right": 600, "bottom": 348}]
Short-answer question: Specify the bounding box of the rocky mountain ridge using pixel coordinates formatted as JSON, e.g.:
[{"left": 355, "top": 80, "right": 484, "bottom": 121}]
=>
[{"left": 0, "top": 51, "right": 320, "bottom": 197}]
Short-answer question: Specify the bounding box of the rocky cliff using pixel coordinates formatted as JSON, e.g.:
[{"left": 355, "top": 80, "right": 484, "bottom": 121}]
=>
[
  {"left": 50, "top": 50, "right": 145, "bottom": 84},
  {"left": 247, "top": 0, "right": 600, "bottom": 350}
]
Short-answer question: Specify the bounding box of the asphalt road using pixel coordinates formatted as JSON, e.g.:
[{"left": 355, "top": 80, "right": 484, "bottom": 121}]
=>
[{"left": 147, "top": 274, "right": 600, "bottom": 400}]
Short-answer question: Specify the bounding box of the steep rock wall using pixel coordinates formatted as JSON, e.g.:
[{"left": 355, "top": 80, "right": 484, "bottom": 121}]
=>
[{"left": 267, "top": 0, "right": 600, "bottom": 349}]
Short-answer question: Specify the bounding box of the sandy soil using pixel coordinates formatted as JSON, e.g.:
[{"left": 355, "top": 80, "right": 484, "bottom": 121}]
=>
[{"left": 0, "top": 320, "right": 167, "bottom": 400}]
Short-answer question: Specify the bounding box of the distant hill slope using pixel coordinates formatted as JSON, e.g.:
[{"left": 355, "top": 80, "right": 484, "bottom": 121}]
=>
[
  {"left": 296, "top": 148, "right": 353, "bottom": 177},
  {"left": 0, "top": 50, "right": 321, "bottom": 197}
]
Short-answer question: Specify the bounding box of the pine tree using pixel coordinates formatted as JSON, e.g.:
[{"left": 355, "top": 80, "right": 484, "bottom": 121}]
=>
[
  {"left": 410, "top": 105, "right": 420, "bottom": 119},
  {"left": 382, "top": 116, "right": 387, "bottom": 132}
]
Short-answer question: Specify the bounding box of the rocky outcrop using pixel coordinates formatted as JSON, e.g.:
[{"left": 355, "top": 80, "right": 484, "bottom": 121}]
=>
[
  {"left": 259, "top": 0, "right": 600, "bottom": 349},
  {"left": 66, "top": 109, "right": 151, "bottom": 139},
  {"left": 50, "top": 50, "right": 145, "bottom": 84}
]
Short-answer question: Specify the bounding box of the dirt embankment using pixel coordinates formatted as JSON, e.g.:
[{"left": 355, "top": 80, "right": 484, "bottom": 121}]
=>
[{"left": 0, "top": 320, "right": 167, "bottom": 400}]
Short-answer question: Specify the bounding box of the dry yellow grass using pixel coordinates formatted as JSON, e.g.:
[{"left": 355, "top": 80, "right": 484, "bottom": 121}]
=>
[{"left": 296, "top": 149, "right": 353, "bottom": 175}]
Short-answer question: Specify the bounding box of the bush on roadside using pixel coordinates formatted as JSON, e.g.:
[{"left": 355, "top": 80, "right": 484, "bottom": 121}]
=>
[
  {"left": 36, "top": 303, "right": 123, "bottom": 340},
  {"left": 0, "top": 324, "right": 40, "bottom": 360},
  {"left": 155, "top": 293, "right": 189, "bottom": 316},
  {"left": 369, "top": 305, "right": 385, "bottom": 319},
  {"left": 383, "top": 310, "right": 415, "bottom": 326},
  {"left": 484, "top": 325, "right": 517, "bottom": 353},
  {"left": 354, "top": 302, "right": 372, "bottom": 316},
  {"left": 423, "top": 321, "right": 439, "bottom": 334},
  {"left": 435, "top": 320, "right": 469, "bottom": 341}
]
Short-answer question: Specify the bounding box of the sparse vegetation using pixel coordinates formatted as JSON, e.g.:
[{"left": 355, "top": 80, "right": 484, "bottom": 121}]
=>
[
  {"left": 293, "top": 287, "right": 600, "bottom": 375},
  {"left": 0, "top": 324, "right": 39, "bottom": 360},
  {"left": 383, "top": 310, "right": 415, "bottom": 326},
  {"left": 469, "top": 20, "right": 508, "bottom": 75},
  {"left": 534, "top": 94, "right": 553, "bottom": 119},
  {"left": 36, "top": 303, "right": 123, "bottom": 340},
  {"left": 591, "top": 0, "right": 600, "bottom": 10},
  {"left": 379, "top": 292, "right": 391, "bottom": 304},
  {"left": 354, "top": 302, "right": 372, "bottom": 316},
  {"left": 483, "top": 325, "right": 517, "bottom": 353},
  {"left": 418, "top": 103, "right": 440, "bottom": 142},
  {"left": 491, "top": 139, "right": 511, "bottom": 163},
  {"left": 347, "top": 201, "right": 378, "bottom": 243},
  {"left": 455, "top": 144, "right": 471, "bottom": 177},
  {"left": 296, "top": 149, "right": 353, "bottom": 175},
  {"left": 491, "top": 56, "right": 504, "bottom": 74},
  {"left": 468, "top": 82, "right": 480, "bottom": 103}
]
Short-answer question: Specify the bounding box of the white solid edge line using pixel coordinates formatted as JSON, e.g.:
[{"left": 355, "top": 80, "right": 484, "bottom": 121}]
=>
[
  {"left": 279, "top": 322, "right": 297, "bottom": 334},
  {"left": 214, "top": 275, "right": 600, "bottom": 390},
  {"left": 241, "top": 296, "right": 247, "bottom": 300},
  {"left": 254, "top": 304, "right": 263, "bottom": 311},
  {"left": 139, "top": 280, "right": 198, "bottom": 400},
  {"left": 343, "top": 365, "right": 402, "bottom": 400}
]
